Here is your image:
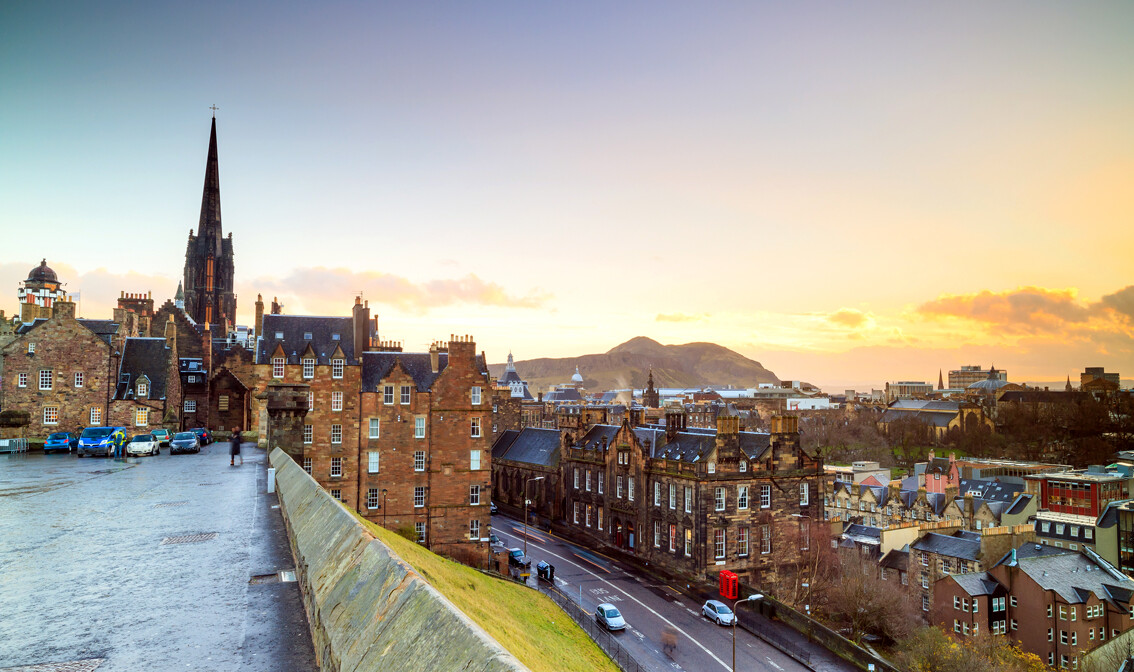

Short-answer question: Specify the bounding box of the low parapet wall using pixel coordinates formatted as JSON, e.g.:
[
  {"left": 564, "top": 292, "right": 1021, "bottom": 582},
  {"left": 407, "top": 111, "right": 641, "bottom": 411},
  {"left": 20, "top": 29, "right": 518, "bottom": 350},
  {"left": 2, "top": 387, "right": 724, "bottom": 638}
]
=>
[{"left": 269, "top": 448, "right": 529, "bottom": 672}]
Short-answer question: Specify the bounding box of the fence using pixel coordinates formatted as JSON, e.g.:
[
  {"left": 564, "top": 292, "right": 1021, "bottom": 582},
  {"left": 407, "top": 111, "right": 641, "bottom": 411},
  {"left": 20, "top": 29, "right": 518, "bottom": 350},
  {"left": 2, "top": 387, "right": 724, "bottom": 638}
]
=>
[
  {"left": 538, "top": 583, "right": 650, "bottom": 672},
  {"left": 734, "top": 605, "right": 812, "bottom": 666},
  {"left": 0, "top": 438, "right": 28, "bottom": 454}
]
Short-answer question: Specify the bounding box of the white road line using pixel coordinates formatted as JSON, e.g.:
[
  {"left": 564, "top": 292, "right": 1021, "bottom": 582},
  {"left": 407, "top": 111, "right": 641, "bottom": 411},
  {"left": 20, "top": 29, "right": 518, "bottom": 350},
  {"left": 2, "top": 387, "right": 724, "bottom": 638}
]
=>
[
  {"left": 766, "top": 657, "right": 784, "bottom": 671},
  {"left": 496, "top": 528, "right": 734, "bottom": 671}
]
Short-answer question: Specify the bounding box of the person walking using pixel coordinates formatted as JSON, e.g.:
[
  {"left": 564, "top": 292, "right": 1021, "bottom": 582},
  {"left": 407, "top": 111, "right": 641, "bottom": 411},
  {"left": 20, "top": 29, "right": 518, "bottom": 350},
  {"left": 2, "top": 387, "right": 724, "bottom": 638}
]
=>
[{"left": 229, "top": 428, "right": 242, "bottom": 466}]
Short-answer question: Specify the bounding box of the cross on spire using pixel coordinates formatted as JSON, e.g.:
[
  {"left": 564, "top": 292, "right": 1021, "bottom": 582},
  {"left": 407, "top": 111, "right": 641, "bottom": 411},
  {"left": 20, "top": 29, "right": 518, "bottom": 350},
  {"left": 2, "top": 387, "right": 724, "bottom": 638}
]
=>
[{"left": 210, "top": 104, "right": 219, "bottom": 118}]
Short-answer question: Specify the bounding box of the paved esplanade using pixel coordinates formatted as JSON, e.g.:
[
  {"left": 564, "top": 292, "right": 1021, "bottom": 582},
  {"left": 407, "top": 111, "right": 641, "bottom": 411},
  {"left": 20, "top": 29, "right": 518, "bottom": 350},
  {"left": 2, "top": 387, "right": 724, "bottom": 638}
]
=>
[{"left": 0, "top": 443, "right": 315, "bottom": 671}]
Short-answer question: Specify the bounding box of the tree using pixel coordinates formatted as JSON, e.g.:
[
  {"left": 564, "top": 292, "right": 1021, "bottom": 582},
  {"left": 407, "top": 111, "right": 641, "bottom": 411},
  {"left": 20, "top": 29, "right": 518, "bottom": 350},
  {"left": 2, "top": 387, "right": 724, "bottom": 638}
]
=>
[
  {"left": 762, "top": 517, "right": 839, "bottom": 615},
  {"left": 895, "top": 628, "right": 1046, "bottom": 672},
  {"left": 827, "top": 549, "right": 919, "bottom": 643}
]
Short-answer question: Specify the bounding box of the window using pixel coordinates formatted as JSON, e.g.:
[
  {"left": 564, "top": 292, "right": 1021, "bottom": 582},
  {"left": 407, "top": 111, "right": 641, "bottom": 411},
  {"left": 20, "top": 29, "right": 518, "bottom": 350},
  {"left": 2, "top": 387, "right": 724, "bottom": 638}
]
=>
[
  {"left": 922, "top": 596, "right": 929, "bottom": 612},
  {"left": 685, "top": 487, "right": 692, "bottom": 513},
  {"left": 617, "top": 476, "right": 623, "bottom": 498},
  {"left": 715, "top": 487, "right": 726, "bottom": 511},
  {"left": 586, "top": 470, "right": 592, "bottom": 492},
  {"left": 218, "top": 395, "right": 229, "bottom": 411},
  {"left": 708, "top": 462, "right": 716, "bottom": 474},
  {"left": 628, "top": 477, "right": 634, "bottom": 502},
  {"left": 1011, "top": 619, "right": 1017, "bottom": 631},
  {"left": 1010, "top": 596, "right": 1018, "bottom": 608},
  {"left": 302, "top": 358, "right": 314, "bottom": 379},
  {"left": 272, "top": 357, "right": 284, "bottom": 378},
  {"left": 469, "top": 485, "right": 480, "bottom": 505},
  {"left": 330, "top": 457, "right": 342, "bottom": 477},
  {"left": 137, "top": 381, "right": 148, "bottom": 397},
  {"left": 414, "top": 451, "right": 425, "bottom": 471},
  {"left": 184, "top": 399, "right": 196, "bottom": 413},
  {"left": 738, "top": 485, "right": 749, "bottom": 510},
  {"left": 598, "top": 472, "right": 603, "bottom": 494},
  {"left": 187, "top": 375, "right": 198, "bottom": 383},
  {"left": 573, "top": 502, "right": 579, "bottom": 524},
  {"left": 331, "top": 424, "right": 342, "bottom": 444},
  {"left": 738, "top": 526, "right": 750, "bottom": 556},
  {"left": 27, "top": 342, "right": 35, "bottom": 353},
  {"left": 415, "top": 522, "right": 426, "bottom": 543},
  {"left": 89, "top": 407, "right": 101, "bottom": 425},
  {"left": 1061, "top": 630, "right": 1068, "bottom": 644},
  {"left": 1085, "top": 528, "right": 1093, "bottom": 540},
  {"left": 135, "top": 408, "right": 148, "bottom": 426},
  {"left": 714, "top": 528, "right": 725, "bottom": 559},
  {"left": 598, "top": 507, "right": 604, "bottom": 531},
  {"left": 1060, "top": 605, "right": 1067, "bottom": 620},
  {"left": 1071, "top": 632, "right": 1077, "bottom": 646},
  {"left": 303, "top": 425, "right": 313, "bottom": 444},
  {"left": 954, "top": 596, "right": 961, "bottom": 610},
  {"left": 585, "top": 505, "right": 591, "bottom": 527},
  {"left": 954, "top": 619, "right": 961, "bottom": 633},
  {"left": 574, "top": 468, "right": 580, "bottom": 489},
  {"left": 470, "top": 417, "right": 481, "bottom": 437},
  {"left": 331, "top": 391, "right": 343, "bottom": 411},
  {"left": 39, "top": 369, "right": 52, "bottom": 390},
  {"left": 369, "top": 418, "right": 380, "bottom": 439},
  {"left": 993, "top": 597, "right": 1005, "bottom": 611},
  {"left": 740, "top": 460, "right": 747, "bottom": 472},
  {"left": 469, "top": 519, "right": 481, "bottom": 540},
  {"left": 921, "top": 573, "right": 929, "bottom": 589},
  {"left": 303, "top": 458, "right": 312, "bottom": 474},
  {"left": 17, "top": 373, "right": 27, "bottom": 388},
  {"left": 383, "top": 385, "right": 394, "bottom": 405},
  {"left": 332, "top": 359, "right": 344, "bottom": 379},
  {"left": 800, "top": 482, "right": 809, "bottom": 505},
  {"left": 1048, "top": 604, "right": 1054, "bottom": 618},
  {"left": 685, "top": 528, "right": 692, "bottom": 556},
  {"left": 368, "top": 451, "right": 380, "bottom": 473},
  {"left": 307, "top": 391, "right": 314, "bottom": 410},
  {"left": 470, "top": 450, "right": 481, "bottom": 470},
  {"left": 1041, "top": 521, "right": 1051, "bottom": 533},
  {"left": 414, "top": 417, "right": 425, "bottom": 438},
  {"left": 74, "top": 372, "right": 84, "bottom": 387},
  {"left": 654, "top": 481, "right": 661, "bottom": 505},
  {"left": 669, "top": 483, "right": 676, "bottom": 509},
  {"left": 760, "top": 485, "right": 771, "bottom": 508},
  {"left": 330, "top": 489, "right": 341, "bottom": 501},
  {"left": 471, "top": 386, "right": 482, "bottom": 405},
  {"left": 400, "top": 385, "right": 411, "bottom": 405},
  {"left": 367, "top": 488, "right": 379, "bottom": 509},
  {"left": 43, "top": 406, "right": 59, "bottom": 425},
  {"left": 331, "top": 333, "right": 340, "bottom": 341},
  {"left": 414, "top": 487, "right": 425, "bottom": 507},
  {"left": 1071, "top": 607, "right": 1077, "bottom": 621},
  {"left": 761, "top": 524, "right": 771, "bottom": 554}
]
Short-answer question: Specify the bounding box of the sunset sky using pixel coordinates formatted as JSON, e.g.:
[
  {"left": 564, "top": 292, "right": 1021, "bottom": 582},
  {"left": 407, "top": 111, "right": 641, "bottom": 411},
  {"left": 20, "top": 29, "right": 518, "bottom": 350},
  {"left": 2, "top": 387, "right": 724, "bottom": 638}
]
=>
[{"left": 2, "top": 2, "right": 1132, "bottom": 391}]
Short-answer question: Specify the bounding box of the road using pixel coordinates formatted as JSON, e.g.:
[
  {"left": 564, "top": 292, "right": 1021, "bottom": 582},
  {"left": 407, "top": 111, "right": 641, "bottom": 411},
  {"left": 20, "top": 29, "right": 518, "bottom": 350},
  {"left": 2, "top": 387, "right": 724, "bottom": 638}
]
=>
[
  {"left": 0, "top": 443, "right": 315, "bottom": 672},
  {"left": 492, "top": 516, "right": 808, "bottom": 672}
]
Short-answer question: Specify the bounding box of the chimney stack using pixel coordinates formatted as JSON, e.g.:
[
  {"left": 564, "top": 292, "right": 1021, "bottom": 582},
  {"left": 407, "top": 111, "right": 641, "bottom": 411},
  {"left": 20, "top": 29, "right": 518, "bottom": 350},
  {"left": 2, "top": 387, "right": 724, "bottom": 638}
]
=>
[{"left": 429, "top": 342, "right": 440, "bottom": 374}]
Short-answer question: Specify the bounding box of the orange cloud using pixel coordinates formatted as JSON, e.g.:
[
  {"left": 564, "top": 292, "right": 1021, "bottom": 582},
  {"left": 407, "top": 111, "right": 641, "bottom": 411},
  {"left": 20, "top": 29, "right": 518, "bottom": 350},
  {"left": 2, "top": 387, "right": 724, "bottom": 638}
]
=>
[
  {"left": 1100, "top": 285, "right": 1134, "bottom": 322},
  {"left": 826, "top": 308, "right": 871, "bottom": 329},
  {"left": 656, "top": 312, "right": 710, "bottom": 323},
  {"left": 917, "top": 286, "right": 1093, "bottom": 334}
]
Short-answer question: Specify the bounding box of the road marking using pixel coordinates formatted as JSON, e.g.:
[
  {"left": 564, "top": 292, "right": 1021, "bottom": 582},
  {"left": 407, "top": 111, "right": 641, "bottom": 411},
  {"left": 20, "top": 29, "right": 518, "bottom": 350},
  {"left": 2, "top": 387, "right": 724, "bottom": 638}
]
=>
[
  {"left": 766, "top": 658, "right": 784, "bottom": 671},
  {"left": 496, "top": 528, "right": 734, "bottom": 671}
]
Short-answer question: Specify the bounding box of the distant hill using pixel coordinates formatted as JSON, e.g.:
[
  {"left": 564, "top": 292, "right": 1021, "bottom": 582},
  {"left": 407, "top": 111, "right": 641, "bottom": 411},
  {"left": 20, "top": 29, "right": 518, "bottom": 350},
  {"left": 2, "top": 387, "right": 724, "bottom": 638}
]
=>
[{"left": 488, "top": 337, "right": 780, "bottom": 394}]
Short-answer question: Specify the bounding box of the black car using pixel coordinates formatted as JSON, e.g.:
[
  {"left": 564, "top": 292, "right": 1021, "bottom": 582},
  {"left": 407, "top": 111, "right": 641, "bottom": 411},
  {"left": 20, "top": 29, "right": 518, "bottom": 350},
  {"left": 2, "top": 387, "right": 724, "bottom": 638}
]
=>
[
  {"left": 190, "top": 428, "right": 212, "bottom": 445},
  {"left": 170, "top": 432, "right": 201, "bottom": 454},
  {"left": 507, "top": 548, "right": 532, "bottom": 569}
]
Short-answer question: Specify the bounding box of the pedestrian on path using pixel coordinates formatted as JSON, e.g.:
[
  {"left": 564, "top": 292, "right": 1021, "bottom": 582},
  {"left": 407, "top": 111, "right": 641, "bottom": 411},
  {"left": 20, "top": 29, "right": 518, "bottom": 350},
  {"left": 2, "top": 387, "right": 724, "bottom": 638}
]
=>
[{"left": 230, "top": 428, "right": 242, "bottom": 466}]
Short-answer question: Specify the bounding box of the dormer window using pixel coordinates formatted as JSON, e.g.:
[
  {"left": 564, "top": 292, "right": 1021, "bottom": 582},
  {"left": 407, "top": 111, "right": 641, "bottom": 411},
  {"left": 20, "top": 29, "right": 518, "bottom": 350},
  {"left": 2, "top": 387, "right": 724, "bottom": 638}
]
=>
[
  {"left": 137, "top": 381, "right": 148, "bottom": 398},
  {"left": 331, "top": 333, "right": 341, "bottom": 341},
  {"left": 740, "top": 460, "right": 748, "bottom": 472},
  {"left": 303, "top": 332, "right": 313, "bottom": 340},
  {"left": 707, "top": 462, "right": 716, "bottom": 474},
  {"left": 332, "top": 358, "right": 344, "bottom": 379},
  {"left": 274, "top": 332, "right": 284, "bottom": 339},
  {"left": 28, "top": 343, "right": 35, "bottom": 354}
]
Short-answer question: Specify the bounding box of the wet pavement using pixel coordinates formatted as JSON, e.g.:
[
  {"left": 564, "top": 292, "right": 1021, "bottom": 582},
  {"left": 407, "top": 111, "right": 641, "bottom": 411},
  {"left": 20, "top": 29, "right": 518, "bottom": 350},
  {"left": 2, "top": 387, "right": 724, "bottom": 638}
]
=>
[{"left": 0, "top": 443, "right": 316, "bottom": 671}]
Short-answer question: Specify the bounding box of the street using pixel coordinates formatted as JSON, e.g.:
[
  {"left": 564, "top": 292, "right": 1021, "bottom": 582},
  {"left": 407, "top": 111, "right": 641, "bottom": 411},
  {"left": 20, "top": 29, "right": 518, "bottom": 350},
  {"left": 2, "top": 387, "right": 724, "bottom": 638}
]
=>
[
  {"left": 0, "top": 443, "right": 315, "bottom": 671},
  {"left": 492, "top": 516, "right": 810, "bottom": 672}
]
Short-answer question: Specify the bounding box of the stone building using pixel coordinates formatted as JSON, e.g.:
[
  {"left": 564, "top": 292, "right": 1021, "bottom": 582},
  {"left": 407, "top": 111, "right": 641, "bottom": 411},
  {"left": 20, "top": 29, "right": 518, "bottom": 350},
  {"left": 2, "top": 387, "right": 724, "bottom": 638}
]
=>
[{"left": 182, "top": 115, "right": 236, "bottom": 330}]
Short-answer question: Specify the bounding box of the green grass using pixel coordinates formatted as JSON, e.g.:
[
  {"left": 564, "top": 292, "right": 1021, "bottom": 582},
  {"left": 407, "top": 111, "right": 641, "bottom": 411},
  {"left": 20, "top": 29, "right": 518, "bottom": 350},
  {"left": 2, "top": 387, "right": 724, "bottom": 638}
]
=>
[{"left": 352, "top": 513, "right": 619, "bottom": 672}]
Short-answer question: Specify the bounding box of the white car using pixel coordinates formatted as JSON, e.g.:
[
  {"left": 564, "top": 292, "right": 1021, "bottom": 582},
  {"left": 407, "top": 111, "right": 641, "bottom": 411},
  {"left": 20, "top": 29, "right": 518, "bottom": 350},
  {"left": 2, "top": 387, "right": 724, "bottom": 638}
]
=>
[
  {"left": 126, "top": 434, "right": 159, "bottom": 457},
  {"left": 702, "top": 600, "right": 736, "bottom": 626}
]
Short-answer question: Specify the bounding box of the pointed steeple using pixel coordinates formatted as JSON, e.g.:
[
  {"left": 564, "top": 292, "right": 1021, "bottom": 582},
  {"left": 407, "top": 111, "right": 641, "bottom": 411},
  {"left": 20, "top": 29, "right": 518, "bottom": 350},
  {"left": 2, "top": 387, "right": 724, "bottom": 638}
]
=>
[
  {"left": 938, "top": 369, "right": 944, "bottom": 390},
  {"left": 1066, "top": 375, "right": 1073, "bottom": 393},
  {"left": 198, "top": 116, "right": 223, "bottom": 254},
  {"left": 505, "top": 351, "right": 516, "bottom": 372}
]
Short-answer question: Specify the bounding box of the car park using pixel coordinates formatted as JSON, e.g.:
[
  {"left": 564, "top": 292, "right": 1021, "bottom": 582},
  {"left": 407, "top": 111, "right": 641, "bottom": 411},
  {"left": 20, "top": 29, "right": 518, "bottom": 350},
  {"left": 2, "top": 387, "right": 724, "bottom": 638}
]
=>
[
  {"left": 77, "top": 427, "right": 127, "bottom": 457},
  {"left": 595, "top": 603, "right": 626, "bottom": 631},
  {"left": 150, "top": 429, "right": 171, "bottom": 446},
  {"left": 126, "top": 434, "right": 160, "bottom": 457},
  {"left": 170, "top": 432, "right": 201, "bottom": 454},
  {"left": 702, "top": 600, "right": 736, "bottom": 626},
  {"left": 190, "top": 428, "right": 212, "bottom": 445},
  {"left": 44, "top": 432, "right": 77, "bottom": 453},
  {"left": 507, "top": 548, "right": 531, "bottom": 569}
]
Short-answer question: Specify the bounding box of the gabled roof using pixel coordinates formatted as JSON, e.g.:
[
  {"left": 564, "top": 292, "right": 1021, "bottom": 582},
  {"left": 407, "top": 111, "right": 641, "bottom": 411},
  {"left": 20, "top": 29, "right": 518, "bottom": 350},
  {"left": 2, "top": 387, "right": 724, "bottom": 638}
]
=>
[
  {"left": 544, "top": 387, "right": 583, "bottom": 402},
  {"left": 1006, "top": 493, "right": 1034, "bottom": 516},
  {"left": 77, "top": 319, "right": 119, "bottom": 345},
  {"left": 115, "top": 338, "right": 171, "bottom": 400},
  {"left": 1009, "top": 551, "right": 1134, "bottom": 606},
  {"left": 881, "top": 549, "right": 909, "bottom": 572},
  {"left": 257, "top": 314, "right": 372, "bottom": 366},
  {"left": 16, "top": 318, "right": 48, "bottom": 334},
  {"left": 360, "top": 351, "right": 487, "bottom": 391},
  {"left": 911, "top": 532, "right": 981, "bottom": 561},
  {"left": 952, "top": 572, "right": 1002, "bottom": 597},
  {"left": 492, "top": 427, "right": 561, "bottom": 468}
]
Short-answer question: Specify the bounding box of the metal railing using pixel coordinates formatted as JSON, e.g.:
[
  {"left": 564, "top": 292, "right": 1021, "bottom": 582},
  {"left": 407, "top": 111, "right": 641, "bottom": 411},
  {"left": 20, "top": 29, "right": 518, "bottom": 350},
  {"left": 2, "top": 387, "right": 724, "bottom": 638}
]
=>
[
  {"left": 0, "top": 438, "right": 28, "bottom": 454},
  {"left": 538, "top": 583, "right": 650, "bottom": 672}
]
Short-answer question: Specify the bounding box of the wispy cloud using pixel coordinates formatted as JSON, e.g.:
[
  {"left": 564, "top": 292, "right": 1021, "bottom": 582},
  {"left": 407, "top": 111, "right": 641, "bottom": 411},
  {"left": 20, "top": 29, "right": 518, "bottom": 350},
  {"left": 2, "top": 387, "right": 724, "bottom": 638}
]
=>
[
  {"left": 656, "top": 312, "right": 710, "bottom": 323},
  {"left": 917, "top": 286, "right": 1093, "bottom": 334}
]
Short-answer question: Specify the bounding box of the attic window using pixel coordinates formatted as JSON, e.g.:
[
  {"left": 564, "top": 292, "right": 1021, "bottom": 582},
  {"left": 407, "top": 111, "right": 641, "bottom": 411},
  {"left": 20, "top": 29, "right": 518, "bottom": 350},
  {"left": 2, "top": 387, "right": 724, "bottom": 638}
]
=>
[
  {"left": 137, "top": 382, "right": 148, "bottom": 397},
  {"left": 303, "top": 332, "right": 312, "bottom": 340},
  {"left": 331, "top": 333, "right": 340, "bottom": 341},
  {"left": 275, "top": 332, "right": 284, "bottom": 339}
]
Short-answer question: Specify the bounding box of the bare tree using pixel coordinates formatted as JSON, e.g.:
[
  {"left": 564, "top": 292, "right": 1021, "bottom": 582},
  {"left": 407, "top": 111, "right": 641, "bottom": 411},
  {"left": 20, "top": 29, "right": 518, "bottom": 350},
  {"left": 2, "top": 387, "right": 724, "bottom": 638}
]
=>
[
  {"left": 828, "top": 549, "right": 920, "bottom": 643},
  {"left": 763, "top": 517, "right": 839, "bottom": 616}
]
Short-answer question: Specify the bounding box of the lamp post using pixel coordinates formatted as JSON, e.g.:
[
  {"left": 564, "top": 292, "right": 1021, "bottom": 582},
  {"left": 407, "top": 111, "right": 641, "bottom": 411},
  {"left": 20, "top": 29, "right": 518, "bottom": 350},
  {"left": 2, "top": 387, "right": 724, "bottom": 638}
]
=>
[
  {"left": 524, "top": 476, "right": 545, "bottom": 559},
  {"left": 732, "top": 593, "right": 763, "bottom": 672},
  {"left": 381, "top": 488, "right": 388, "bottom": 529}
]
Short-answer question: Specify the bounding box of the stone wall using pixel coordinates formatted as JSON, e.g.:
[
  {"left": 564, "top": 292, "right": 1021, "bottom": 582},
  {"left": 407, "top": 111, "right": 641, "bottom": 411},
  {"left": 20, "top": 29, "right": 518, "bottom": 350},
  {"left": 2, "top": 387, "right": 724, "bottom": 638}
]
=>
[{"left": 270, "top": 447, "right": 528, "bottom": 672}]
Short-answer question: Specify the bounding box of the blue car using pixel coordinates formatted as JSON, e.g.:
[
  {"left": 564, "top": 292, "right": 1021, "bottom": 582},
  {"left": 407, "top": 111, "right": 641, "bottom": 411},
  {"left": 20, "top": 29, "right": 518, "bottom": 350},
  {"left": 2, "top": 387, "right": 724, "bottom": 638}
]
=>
[
  {"left": 44, "top": 432, "right": 77, "bottom": 453},
  {"left": 77, "top": 426, "right": 128, "bottom": 458}
]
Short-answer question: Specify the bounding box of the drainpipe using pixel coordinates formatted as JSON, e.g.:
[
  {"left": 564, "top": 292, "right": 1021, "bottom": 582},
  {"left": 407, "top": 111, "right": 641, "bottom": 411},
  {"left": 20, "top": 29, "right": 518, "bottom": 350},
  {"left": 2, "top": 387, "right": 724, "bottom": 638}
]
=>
[{"left": 357, "top": 387, "right": 363, "bottom": 513}]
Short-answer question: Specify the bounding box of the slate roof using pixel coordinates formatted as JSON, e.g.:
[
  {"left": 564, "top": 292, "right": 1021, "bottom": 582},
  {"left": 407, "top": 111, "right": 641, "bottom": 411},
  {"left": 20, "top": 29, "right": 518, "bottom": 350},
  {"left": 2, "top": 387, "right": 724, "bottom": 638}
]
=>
[
  {"left": 881, "top": 409, "right": 954, "bottom": 427},
  {"left": 493, "top": 427, "right": 562, "bottom": 468},
  {"left": 115, "top": 337, "right": 172, "bottom": 400},
  {"left": 650, "top": 429, "right": 772, "bottom": 463},
  {"left": 958, "top": 478, "right": 1020, "bottom": 502},
  {"left": 890, "top": 399, "right": 962, "bottom": 412},
  {"left": 257, "top": 314, "right": 374, "bottom": 366},
  {"left": 544, "top": 387, "right": 583, "bottom": 402},
  {"left": 360, "top": 351, "right": 489, "bottom": 392},
  {"left": 1006, "top": 493, "right": 1034, "bottom": 516},
  {"left": 491, "top": 430, "right": 520, "bottom": 460},
  {"left": 16, "top": 318, "right": 48, "bottom": 334},
  {"left": 911, "top": 532, "right": 981, "bottom": 561},
  {"left": 952, "top": 572, "right": 1002, "bottom": 596},
  {"left": 998, "top": 390, "right": 1074, "bottom": 404},
  {"left": 880, "top": 549, "right": 909, "bottom": 572},
  {"left": 1008, "top": 550, "right": 1134, "bottom": 606},
  {"left": 842, "top": 524, "right": 882, "bottom": 545},
  {"left": 77, "top": 319, "right": 119, "bottom": 344}
]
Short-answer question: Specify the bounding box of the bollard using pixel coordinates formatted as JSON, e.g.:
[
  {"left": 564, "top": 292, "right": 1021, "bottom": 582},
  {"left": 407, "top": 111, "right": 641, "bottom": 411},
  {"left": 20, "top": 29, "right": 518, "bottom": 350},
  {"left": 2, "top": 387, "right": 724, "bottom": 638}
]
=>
[{"left": 267, "top": 467, "right": 276, "bottom": 493}]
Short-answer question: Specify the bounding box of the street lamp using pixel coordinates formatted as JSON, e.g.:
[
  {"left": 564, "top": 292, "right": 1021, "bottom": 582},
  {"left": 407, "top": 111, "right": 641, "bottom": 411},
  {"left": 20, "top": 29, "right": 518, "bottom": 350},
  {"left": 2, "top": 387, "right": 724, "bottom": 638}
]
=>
[
  {"left": 523, "top": 476, "right": 545, "bottom": 559},
  {"left": 732, "top": 593, "right": 763, "bottom": 672},
  {"left": 381, "top": 488, "right": 388, "bottom": 529}
]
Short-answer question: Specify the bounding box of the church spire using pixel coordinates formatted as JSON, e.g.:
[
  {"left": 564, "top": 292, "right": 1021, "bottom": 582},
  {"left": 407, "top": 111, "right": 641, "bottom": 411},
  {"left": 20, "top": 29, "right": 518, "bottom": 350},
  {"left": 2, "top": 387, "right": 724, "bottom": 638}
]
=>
[
  {"left": 938, "top": 369, "right": 944, "bottom": 390},
  {"left": 197, "top": 115, "right": 222, "bottom": 253}
]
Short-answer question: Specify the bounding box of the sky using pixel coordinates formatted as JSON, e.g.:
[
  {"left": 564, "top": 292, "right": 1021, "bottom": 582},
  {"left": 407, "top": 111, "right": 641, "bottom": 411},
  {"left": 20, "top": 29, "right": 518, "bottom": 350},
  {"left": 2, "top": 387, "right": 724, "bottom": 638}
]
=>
[{"left": 2, "top": 2, "right": 1132, "bottom": 391}]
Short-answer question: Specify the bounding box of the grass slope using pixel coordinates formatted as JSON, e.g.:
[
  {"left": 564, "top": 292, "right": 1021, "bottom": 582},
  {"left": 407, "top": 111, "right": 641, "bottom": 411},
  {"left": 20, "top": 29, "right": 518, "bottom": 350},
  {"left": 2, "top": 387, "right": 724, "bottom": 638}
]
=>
[{"left": 352, "top": 513, "right": 618, "bottom": 672}]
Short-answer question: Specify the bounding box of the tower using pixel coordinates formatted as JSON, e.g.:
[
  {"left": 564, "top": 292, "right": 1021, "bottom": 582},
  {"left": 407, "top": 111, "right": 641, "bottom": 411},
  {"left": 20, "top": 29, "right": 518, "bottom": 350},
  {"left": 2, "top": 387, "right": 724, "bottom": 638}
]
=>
[{"left": 183, "top": 115, "right": 236, "bottom": 331}]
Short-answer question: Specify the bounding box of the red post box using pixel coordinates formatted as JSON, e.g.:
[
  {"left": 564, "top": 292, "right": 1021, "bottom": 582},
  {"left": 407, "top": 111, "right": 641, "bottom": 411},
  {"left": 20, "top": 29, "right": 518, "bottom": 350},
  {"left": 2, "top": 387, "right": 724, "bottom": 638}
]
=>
[{"left": 719, "top": 570, "right": 738, "bottom": 600}]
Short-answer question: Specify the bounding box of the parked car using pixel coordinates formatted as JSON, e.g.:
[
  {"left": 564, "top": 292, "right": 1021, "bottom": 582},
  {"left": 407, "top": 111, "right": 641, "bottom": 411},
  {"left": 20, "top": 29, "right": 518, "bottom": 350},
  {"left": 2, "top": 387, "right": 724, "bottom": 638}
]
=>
[
  {"left": 490, "top": 501, "right": 498, "bottom": 514},
  {"left": 489, "top": 532, "right": 503, "bottom": 547},
  {"left": 507, "top": 548, "right": 531, "bottom": 569},
  {"left": 44, "top": 431, "right": 77, "bottom": 453},
  {"left": 595, "top": 603, "right": 626, "bottom": 631},
  {"left": 126, "top": 434, "right": 160, "bottom": 457},
  {"left": 170, "top": 432, "right": 201, "bottom": 455},
  {"left": 150, "top": 429, "right": 171, "bottom": 446},
  {"left": 190, "top": 428, "right": 212, "bottom": 445},
  {"left": 77, "top": 427, "right": 127, "bottom": 457},
  {"left": 702, "top": 600, "right": 736, "bottom": 626}
]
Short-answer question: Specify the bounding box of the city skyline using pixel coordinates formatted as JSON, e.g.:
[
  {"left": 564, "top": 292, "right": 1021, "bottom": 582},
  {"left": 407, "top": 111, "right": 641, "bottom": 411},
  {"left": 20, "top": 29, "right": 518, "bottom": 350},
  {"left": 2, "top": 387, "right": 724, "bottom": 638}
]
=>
[{"left": 3, "top": 2, "right": 1132, "bottom": 390}]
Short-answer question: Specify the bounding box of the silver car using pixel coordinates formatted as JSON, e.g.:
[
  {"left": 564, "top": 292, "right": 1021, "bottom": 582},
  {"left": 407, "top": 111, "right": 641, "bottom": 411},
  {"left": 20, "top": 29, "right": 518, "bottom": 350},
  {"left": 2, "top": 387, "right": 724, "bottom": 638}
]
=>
[
  {"left": 702, "top": 599, "right": 735, "bottom": 626},
  {"left": 595, "top": 603, "right": 626, "bottom": 631}
]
